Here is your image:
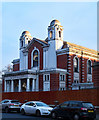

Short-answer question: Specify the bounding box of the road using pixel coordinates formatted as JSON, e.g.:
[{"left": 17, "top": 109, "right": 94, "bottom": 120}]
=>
[
  {"left": 1, "top": 112, "right": 52, "bottom": 120},
  {"left": 1, "top": 112, "right": 99, "bottom": 120}
]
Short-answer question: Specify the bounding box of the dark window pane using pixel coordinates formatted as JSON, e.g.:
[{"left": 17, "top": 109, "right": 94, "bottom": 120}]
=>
[
  {"left": 60, "top": 102, "right": 69, "bottom": 108},
  {"left": 74, "top": 57, "right": 78, "bottom": 72},
  {"left": 82, "top": 103, "right": 93, "bottom": 108},
  {"left": 88, "top": 60, "right": 91, "bottom": 74},
  {"left": 59, "top": 31, "right": 61, "bottom": 37},
  {"left": 47, "top": 75, "right": 49, "bottom": 81}
]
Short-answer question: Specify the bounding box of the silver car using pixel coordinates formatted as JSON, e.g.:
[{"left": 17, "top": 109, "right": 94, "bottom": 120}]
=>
[
  {"left": 1, "top": 99, "right": 22, "bottom": 113},
  {"left": 20, "top": 101, "right": 53, "bottom": 116}
]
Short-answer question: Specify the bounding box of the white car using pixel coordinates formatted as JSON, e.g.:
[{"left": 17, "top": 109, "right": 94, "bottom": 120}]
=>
[{"left": 20, "top": 101, "right": 53, "bottom": 116}]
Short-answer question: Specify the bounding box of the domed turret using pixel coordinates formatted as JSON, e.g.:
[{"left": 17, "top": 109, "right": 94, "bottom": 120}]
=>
[
  {"left": 50, "top": 19, "right": 61, "bottom": 26},
  {"left": 20, "top": 31, "right": 32, "bottom": 49},
  {"left": 22, "top": 31, "right": 31, "bottom": 36},
  {"left": 48, "top": 19, "right": 63, "bottom": 42}
]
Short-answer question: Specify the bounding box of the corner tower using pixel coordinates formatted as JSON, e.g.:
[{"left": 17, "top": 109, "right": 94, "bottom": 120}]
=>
[
  {"left": 19, "top": 31, "right": 32, "bottom": 70},
  {"left": 48, "top": 19, "right": 63, "bottom": 50},
  {"left": 20, "top": 31, "right": 32, "bottom": 49},
  {"left": 46, "top": 20, "right": 63, "bottom": 69}
]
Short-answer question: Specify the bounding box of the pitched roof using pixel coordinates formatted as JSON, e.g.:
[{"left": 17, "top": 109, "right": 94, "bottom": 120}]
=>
[{"left": 62, "top": 41, "right": 98, "bottom": 54}]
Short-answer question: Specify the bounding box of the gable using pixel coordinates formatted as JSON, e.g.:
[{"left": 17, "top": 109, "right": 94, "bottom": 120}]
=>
[{"left": 28, "top": 40, "right": 44, "bottom": 70}]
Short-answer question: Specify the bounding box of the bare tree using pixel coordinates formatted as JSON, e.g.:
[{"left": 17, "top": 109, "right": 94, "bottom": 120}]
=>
[{"left": 2, "top": 64, "right": 13, "bottom": 74}]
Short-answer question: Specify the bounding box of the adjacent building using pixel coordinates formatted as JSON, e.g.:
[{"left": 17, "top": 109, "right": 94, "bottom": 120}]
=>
[{"left": 2, "top": 20, "right": 99, "bottom": 93}]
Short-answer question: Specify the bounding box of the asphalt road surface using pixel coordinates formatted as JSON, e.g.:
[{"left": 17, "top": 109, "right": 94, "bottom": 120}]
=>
[
  {"left": 1, "top": 112, "right": 99, "bottom": 120},
  {"left": 1, "top": 112, "right": 52, "bottom": 120}
]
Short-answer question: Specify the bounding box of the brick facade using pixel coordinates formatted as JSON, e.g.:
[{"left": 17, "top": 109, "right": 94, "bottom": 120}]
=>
[
  {"left": 39, "top": 75, "right": 43, "bottom": 91},
  {"left": 3, "top": 20, "right": 99, "bottom": 94},
  {"left": 13, "top": 64, "right": 19, "bottom": 71},
  {"left": 50, "top": 73, "right": 59, "bottom": 91},
  {"left": 57, "top": 54, "right": 67, "bottom": 69},
  {"left": 93, "top": 62, "right": 99, "bottom": 88}
]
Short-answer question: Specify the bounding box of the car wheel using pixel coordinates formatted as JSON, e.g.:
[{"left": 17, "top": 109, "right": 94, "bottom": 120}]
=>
[
  {"left": 21, "top": 109, "right": 25, "bottom": 115},
  {"left": 36, "top": 110, "right": 41, "bottom": 117},
  {"left": 73, "top": 114, "right": 80, "bottom": 120},
  {"left": 51, "top": 112, "right": 57, "bottom": 119},
  {"left": 5, "top": 107, "right": 10, "bottom": 113}
]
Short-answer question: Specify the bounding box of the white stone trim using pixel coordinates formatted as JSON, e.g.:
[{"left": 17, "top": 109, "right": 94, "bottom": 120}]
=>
[
  {"left": 57, "top": 53, "right": 67, "bottom": 56},
  {"left": 4, "top": 80, "right": 7, "bottom": 92},
  {"left": 69, "top": 51, "right": 98, "bottom": 60},
  {"left": 32, "top": 79, "right": 35, "bottom": 91},
  {"left": 68, "top": 67, "right": 71, "bottom": 69},
  {"left": 40, "top": 68, "right": 68, "bottom": 74},
  {"left": 68, "top": 64, "right": 71, "bottom": 66},
  {"left": 68, "top": 61, "right": 71, "bottom": 63},
  {"left": 11, "top": 80, "right": 14, "bottom": 92},
  {"left": 68, "top": 79, "right": 71, "bottom": 82},
  {"left": 68, "top": 76, "right": 71, "bottom": 78},
  {"left": 26, "top": 78, "right": 30, "bottom": 91},
  {"left": 18, "top": 79, "right": 21, "bottom": 92}
]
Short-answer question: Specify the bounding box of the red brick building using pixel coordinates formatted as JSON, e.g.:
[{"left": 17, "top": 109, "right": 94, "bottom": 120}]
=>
[{"left": 2, "top": 20, "right": 99, "bottom": 93}]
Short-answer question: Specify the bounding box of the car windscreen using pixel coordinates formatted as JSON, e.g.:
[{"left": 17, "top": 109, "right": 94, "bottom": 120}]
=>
[
  {"left": 11, "top": 100, "right": 20, "bottom": 104},
  {"left": 82, "top": 103, "right": 94, "bottom": 108},
  {"left": 36, "top": 102, "right": 48, "bottom": 107}
]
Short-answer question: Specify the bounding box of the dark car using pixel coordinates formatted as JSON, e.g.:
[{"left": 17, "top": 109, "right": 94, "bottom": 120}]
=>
[
  {"left": 51, "top": 101, "right": 96, "bottom": 120},
  {"left": 0, "top": 99, "right": 22, "bottom": 113}
]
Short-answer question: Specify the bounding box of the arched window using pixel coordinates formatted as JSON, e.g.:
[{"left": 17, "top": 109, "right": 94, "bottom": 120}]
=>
[
  {"left": 87, "top": 60, "right": 91, "bottom": 74},
  {"left": 50, "top": 31, "right": 52, "bottom": 38},
  {"left": 33, "top": 50, "right": 38, "bottom": 67},
  {"left": 74, "top": 57, "right": 79, "bottom": 72},
  {"left": 21, "top": 41, "right": 23, "bottom": 47},
  {"left": 59, "top": 31, "right": 61, "bottom": 37}
]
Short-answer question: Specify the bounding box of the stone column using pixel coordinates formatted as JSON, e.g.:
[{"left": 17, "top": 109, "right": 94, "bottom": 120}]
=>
[
  {"left": 26, "top": 78, "right": 30, "bottom": 91},
  {"left": 11, "top": 80, "right": 14, "bottom": 92},
  {"left": 32, "top": 79, "right": 35, "bottom": 91},
  {"left": 4, "top": 80, "right": 6, "bottom": 92},
  {"left": 18, "top": 79, "right": 21, "bottom": 92}
]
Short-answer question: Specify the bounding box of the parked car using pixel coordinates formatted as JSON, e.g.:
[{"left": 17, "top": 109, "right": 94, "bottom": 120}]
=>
[
  {"left": 51, "top": 100, "right": 96, "bottom": 120},
  {"left": 20, "top": 101, "right": 53, "bottom": 116},
  {"left": 1, "top": 99, "right": 22, "bottom": 113}
]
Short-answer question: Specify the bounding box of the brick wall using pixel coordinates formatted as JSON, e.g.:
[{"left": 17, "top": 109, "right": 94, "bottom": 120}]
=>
[
  {"left": 13, "top": 64, "right": 19, "bottom": 71},
  {"left": 2, "top": 88, "right": 99, "bottom": 106},
  {"left": 50, "top": 73, "right": 59, "bottom": 91},
  {"left": 39, "top": 75, "right": 43, "bottom": 91},
  {"left": 93, "top": 62, "right": 99, "bottom": 88},
  {"left": 57, "top": 54, "right": 67, "bottom": 69}
]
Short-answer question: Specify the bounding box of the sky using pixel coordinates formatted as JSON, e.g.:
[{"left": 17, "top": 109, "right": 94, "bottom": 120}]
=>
[{"left": 1, "top": 2, "right": 97, "bottom": 70}]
